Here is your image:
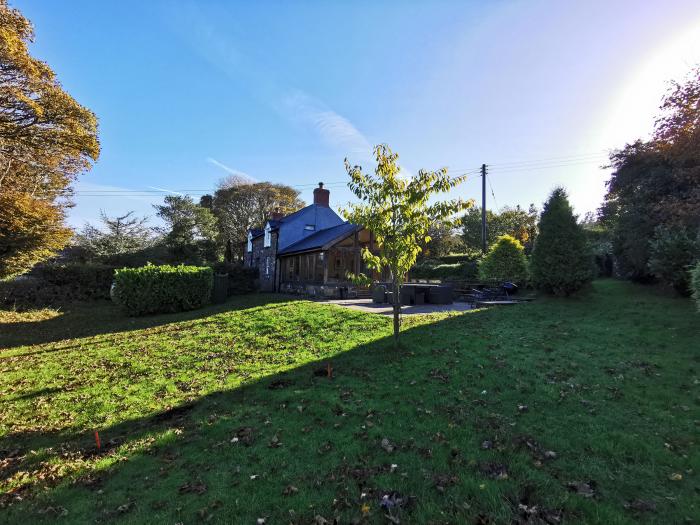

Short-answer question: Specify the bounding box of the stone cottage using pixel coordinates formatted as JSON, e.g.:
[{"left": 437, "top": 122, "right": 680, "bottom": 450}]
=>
[{"left": 244, "top": 183, "right": 380, "bottom": 296}]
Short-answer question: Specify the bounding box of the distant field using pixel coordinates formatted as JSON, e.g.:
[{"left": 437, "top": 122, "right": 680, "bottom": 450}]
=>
[{"left": 0, "top": 281, "right": 697, "bottom": 524}]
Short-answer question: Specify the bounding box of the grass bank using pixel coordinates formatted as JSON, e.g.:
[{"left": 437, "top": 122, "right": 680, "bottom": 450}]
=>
[{"left": 0, "top": 281, "right": 697, "bottom": 523}]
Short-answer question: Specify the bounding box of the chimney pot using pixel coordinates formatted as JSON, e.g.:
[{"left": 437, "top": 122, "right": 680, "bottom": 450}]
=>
[
  {"left": 313, "top": 181, "right": 330, "bottom": 207},
  {"left": 270, "top": 207, "right": 283, "bottom": 221}
]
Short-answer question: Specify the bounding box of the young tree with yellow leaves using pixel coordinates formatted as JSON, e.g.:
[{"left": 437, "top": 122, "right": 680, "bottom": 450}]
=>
[{"left": 343, "top": 145, "right": 471, "bottom": 348}]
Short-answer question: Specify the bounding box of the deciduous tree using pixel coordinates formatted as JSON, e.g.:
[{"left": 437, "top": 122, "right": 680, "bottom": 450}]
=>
[
  {"left": 209, "top": 182, "right": 305, "bottom": 255},
  {"left": 0, "top": 1, "right": 99, "bottom": 277},
  {"left": 342, "top": 144, "right": 471, "bottom": 348}
]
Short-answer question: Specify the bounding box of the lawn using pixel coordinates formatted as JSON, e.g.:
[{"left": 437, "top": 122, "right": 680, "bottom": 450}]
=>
[{"left": 0, "top": 280, "right": 697, "bottom": 524}]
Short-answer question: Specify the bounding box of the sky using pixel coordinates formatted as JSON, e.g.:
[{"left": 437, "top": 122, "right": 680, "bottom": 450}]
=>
[{"left": 16, "top": 0, "right": 700, "bottom": 228}]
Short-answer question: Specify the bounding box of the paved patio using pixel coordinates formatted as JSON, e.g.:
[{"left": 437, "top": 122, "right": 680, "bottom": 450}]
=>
[{"left": 323, "top": 298, "right": 474, "bottom": 315}]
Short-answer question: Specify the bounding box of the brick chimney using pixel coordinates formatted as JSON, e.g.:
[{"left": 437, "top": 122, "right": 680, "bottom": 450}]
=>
[
  {"left": 313, "top": 182, "right": 330, "bottom": 207},
  {"left": 270, "top": 207, "right": 283, "bottom": 221}
]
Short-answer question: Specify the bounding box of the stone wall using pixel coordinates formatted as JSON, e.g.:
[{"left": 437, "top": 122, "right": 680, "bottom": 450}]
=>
[{"left": 245, "top": 232, "right": 278, "bottom": 291}]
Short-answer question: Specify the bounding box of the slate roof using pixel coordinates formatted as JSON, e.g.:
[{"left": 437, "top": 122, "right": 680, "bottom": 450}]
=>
[{"left": 278, "top": 222, "right": 360, "bottom": 255}]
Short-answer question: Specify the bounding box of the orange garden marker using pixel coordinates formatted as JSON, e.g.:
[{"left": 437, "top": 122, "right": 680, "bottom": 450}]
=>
[{"left": 94, "top": 431, "right": 101, "bottom": 450}]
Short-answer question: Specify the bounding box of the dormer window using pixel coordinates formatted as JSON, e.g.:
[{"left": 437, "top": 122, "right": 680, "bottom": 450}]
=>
[
  {"left": 247, "top": 231, "right": 253, "bottom": 253},
  {"left": 304, "top": 224, "right": 315, "bottom": 231},
  {"left": 264, "top": 223, "right": 271, "bottom": 248}
]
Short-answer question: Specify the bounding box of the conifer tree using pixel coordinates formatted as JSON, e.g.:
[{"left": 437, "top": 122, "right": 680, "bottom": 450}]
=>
[{"left": 531, "top": 188, "right": 593, "bottom": 295}]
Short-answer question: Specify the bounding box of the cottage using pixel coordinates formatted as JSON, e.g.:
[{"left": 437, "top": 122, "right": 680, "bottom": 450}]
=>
[{"left": 244, "top": 183, "right": 381, "bottom": 297}]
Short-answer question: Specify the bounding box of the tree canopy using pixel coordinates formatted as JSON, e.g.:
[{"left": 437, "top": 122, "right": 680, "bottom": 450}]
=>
[
  {"left": 73, "top": 211, "right": 154, "bottom": 263},
  {"left": 154, "top": 196, "right": 219, "bottom": 265},
  {"left": 601, "top": 67, "right": 700, "bottom": 285},
  {"left": 209, "top": 182, "right": 305, "bottom": 251},
  {"left": 0, "top": 0, "right": 99, "bottom": 278},
  {"left": 342, "top": 144, "right": 471, "bottom": 347},
  {"left": 462, "top": 205, "right": 538, "bottom": 255}
]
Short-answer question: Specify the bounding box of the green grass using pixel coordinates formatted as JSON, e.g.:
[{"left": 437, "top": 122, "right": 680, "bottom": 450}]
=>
[{"left": 0, "top": 281, "right": 697, "bottom": 524}]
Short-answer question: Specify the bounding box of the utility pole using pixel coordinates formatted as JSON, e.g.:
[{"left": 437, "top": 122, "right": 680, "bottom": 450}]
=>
[{"left": 481, "top": 163, "right": 487, "bottom": 254}]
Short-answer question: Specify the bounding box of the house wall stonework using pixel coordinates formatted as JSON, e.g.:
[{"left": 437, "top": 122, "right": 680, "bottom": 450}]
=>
[{"left": 245, "top": 232, "right": 278, "bottom": 291}]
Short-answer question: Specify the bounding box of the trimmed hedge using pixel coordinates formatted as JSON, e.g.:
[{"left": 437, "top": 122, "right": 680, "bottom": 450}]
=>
[
  {"left": 436, "top": 253, "right": 474, "bottom": 264},
  {"left": 411, "top": 260, "right": 478, "bottom": 280},
  {"left": 0, "top": 263, "right": 115, "bottom": 309},
  {"left": 112, "top": 264, "right": 213, "bottom": 316}
]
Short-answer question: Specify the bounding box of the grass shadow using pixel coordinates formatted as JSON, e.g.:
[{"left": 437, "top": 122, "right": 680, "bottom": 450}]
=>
[{"left": 0, "top": 294, "right": 293, "bottom": 350}]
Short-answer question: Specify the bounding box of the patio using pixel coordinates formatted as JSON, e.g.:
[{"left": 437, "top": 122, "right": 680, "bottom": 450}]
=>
[{"left": 323, "top": 297, "right": 474, "bottom": 315}]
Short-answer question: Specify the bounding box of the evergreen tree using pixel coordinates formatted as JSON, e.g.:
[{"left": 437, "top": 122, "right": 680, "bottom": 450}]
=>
[
  {"left": 531, "top": 188, "right": 593, "bottom": 296},
  {"left": 478, "top": 234, "right": 529, "bottom": 284}
]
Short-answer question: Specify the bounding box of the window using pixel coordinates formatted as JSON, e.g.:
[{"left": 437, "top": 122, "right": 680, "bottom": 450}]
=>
[
  {"left": 304, "top": 224, "right": 315, "bottom": 231},
  {"left": 265, "top": 256, "right": 270, "bottom": 277},
  {"left": 263, "top": 224, "right": 271, "bottom": 247},
  {"left": 247, "top": 232, "right": 253, "bottom": 252}
]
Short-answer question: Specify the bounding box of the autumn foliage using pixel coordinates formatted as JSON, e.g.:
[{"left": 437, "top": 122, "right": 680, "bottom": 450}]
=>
[{"left": 0, "top": 0, "right": 99, "bottom": 278}]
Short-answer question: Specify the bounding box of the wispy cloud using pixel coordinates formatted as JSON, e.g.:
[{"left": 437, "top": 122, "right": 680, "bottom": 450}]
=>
[
  {"left": 147, "top": 186, "right": 184, "bottom": 196},
  {"left": 171, "top": 8, "right": 373, "bottom": 161},
  {"left": 281, "top": 91, "right": 372, "bottom": 158},
  {"left": 206, "top": 158, "right": 257, "bottom": 183}
]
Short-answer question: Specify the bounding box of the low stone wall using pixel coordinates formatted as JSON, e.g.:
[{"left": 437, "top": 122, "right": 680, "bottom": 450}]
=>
[{"left": 279, "top": 282, "right": 357, "bottom": 299}]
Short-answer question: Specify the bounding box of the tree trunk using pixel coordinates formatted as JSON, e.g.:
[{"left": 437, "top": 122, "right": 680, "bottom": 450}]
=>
[{"left": 392, "top": 278, "right": 400, "bottom": 349}]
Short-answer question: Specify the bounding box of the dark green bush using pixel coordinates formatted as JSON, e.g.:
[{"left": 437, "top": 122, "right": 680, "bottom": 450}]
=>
[
  {"left": 437, "top": 253, "right": 474, "bottom": 264},
  {"left": 648, "top": 226, "right": 700, "bottom": 296},
  {"left": 112, "top": 264, "right": 213, "bottom": 316},
  {"left": 691, "top": 262, "right": 700, "bottom": 312},
  {"left": 0, "top": 263, "right": 115, "bottom": 308},
  {"left": 478, "top": 235, "right": 529, "bottom": 284},
  {"left": 531, "top": 188, "right": 594, "bottom": 296},
  {"left": 211, "top": 262, "right": 258, "bottom": 295},
  {"left": 411, "top": 260, "right": 478, "bottom": 280}
]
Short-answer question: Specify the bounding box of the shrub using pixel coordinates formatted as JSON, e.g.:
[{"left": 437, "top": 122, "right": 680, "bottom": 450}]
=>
[
  {"left": 411, "top": 260, "right": 478, "bottom": 281},
  {"left": 211, "top": 262, "right": 258, "bottom": 295},
  {"left": 531, "top": 187, "right": 594, "bottom": 296},
  {"left": 112, "top": 264, "right": 213, "bottom": 316},
  {"left": 478, "top": 235, "right": 529, "bottom": 284},
  {"left": 0, "top": 263, "right": 115, "bottom": 308},
  {"left": 437, "top": 253, "right": 473, "bottom": 264},
  {"left": 691, "top": 262, "right": 700, "bottom": 311},
  {"left": 648, "top": 226, "right": 700, "bottom": 296}
]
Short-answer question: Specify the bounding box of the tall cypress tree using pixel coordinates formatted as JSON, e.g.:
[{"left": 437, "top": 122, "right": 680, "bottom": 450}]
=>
[{"left": 531, "top": 188, "right": 594, "bottom": 296}]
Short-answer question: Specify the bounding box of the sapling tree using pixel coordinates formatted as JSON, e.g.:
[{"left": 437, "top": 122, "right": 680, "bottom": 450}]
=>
[{"left": 342, "top": 144, "right": 471, "bottom": 348}]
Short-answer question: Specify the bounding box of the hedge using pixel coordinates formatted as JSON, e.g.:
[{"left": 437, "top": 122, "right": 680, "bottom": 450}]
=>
[
  {"left": 411, "top": 261, "right": 478, "bottom": 280},
  {"left": 211, "top": 262, "right": 258, "bottom": 295},
  {"left": 0, "top": 263, "right": 115, "bottom": 309},
  {"left": 112, "top": 264, "right": 213, "bottom": 316}
]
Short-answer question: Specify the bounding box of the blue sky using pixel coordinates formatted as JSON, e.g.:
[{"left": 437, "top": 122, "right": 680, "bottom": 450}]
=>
[{"left": 16, "top": 0, "right": 700, "bottom": 227}]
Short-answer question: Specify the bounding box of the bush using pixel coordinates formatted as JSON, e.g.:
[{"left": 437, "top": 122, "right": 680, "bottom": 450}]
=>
[
  {"left": 112, "top": 264, "right": 213, "bottom": 316},
  {"left": 211, "top": 262, "right": 258, "bottom": 295},
  {"left": 531, "top": 188, "right": 594, "bottom": 296},
  {"left": 437, "top": 253, "right": 473, "bottom": 264},
  {"left": 691, "top": 262, "right": 700, "bottom": 312},
  {"left": 648, "top": 226, "right": 700, "bottom": 296},
  {"left": 411, "top": 260, "right": 478, "bottom": 280},
  {"left": 0, "top": 263, "right": 115, "bottom": 309},
  {"left": 478, "top": 235, "right": 529, "bottom": 284}
]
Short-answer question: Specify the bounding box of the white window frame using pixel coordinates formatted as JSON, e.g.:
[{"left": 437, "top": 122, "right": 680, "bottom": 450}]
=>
[
  {"left": 247, "top": 231, "right": 253, "bottom": 253},
  {"left": 264, "top": 223, "right": 271, "bottom": 248}
]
